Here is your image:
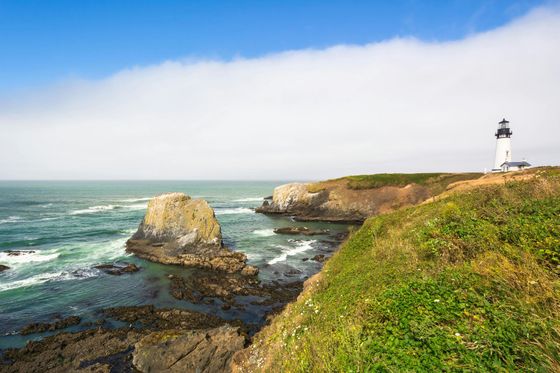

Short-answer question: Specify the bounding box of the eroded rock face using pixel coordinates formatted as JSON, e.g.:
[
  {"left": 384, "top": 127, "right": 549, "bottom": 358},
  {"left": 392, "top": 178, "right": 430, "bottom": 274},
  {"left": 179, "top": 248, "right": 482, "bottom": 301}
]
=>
[
  {"left": 132, "top": 325, "right": 246, "bottom": 373},
  {"left": 126, "top": 193, "right": 257, "bottom": 275},
  {"left": 131, "top": 192, "right": 222, "bottom": 246},
  {"left": 256, "top": 180, "right": 432, "bottom": 222}
]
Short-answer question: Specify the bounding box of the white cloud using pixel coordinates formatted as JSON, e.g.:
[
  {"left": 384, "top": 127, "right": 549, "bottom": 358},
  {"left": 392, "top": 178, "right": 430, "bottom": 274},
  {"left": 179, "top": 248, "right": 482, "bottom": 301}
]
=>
[{"left": 1, "top": 6, "right": 559, "bottom": 180}]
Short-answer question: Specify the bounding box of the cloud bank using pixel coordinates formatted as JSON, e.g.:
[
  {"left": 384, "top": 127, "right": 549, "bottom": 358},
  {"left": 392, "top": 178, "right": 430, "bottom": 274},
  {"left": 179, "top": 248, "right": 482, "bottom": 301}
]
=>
[{"left": 1, "top": 7, "right": 559, "bottom": 180}]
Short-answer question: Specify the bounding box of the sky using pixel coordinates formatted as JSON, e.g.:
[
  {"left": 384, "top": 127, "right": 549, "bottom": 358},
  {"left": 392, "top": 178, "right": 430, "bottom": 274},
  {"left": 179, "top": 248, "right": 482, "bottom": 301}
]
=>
[{"left": 0, "top": 0, "right": 559, "bottom": 180}]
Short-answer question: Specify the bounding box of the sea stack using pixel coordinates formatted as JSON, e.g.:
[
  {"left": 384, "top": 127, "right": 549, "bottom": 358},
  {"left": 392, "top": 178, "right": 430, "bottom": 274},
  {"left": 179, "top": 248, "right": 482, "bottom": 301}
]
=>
[{"left": 126, "top": 193, "right": 258, "bottom": 275}]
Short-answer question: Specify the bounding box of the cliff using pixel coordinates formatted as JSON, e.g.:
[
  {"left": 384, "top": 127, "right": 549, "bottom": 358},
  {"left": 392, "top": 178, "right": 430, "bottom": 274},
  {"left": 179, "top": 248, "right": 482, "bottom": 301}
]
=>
[
  {"left": 256, "top": 173, "right": 482, "bottom": 222},
  {"left": 233, "top": 167, "right": 560, "bottom": 371},
  {"left": 126, "top": 193, "right": 257, "bottom": 275}
]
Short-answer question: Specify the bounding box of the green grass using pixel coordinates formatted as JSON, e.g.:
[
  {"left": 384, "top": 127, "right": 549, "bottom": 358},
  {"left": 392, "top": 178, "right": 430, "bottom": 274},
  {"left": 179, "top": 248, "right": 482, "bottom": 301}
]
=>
[
  {"left": 248, "top": 170, "right": 560, "bottom": 372},
  {"left": 343, "top": 172, "right": 482, "bottom": 192}
]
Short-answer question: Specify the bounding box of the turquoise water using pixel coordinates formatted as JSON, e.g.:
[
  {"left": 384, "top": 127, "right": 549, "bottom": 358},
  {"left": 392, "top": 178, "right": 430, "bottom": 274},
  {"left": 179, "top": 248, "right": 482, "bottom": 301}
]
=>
[{"left": 0, "top": 181, "right": 347, "bottom": 348}]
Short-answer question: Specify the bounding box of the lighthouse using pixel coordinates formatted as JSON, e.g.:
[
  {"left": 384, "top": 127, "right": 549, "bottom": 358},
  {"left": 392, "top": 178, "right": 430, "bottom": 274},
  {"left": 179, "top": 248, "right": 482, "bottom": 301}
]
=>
[
  {"left": 492, "top": 118, "right": 530, "bottom": 172},
  {"left": 493, "top": 118, "right": 512, "bottom": 170}
]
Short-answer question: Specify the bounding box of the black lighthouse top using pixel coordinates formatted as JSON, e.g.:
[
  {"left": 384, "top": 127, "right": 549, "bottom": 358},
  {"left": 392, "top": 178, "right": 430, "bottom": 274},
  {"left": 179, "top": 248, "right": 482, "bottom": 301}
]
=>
[{"left": 495, "top": 118, "right": 512, "bottom": 138}]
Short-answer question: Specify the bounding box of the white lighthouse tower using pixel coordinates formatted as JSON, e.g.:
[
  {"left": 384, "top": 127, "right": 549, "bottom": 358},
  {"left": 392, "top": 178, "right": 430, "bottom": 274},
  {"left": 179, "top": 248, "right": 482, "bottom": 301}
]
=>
[
  {"left": 492, "top": 118, "right": 531, "bottom": 172},
  {"left": 493, "top": 118, "right": 512, "bottom": 171}
]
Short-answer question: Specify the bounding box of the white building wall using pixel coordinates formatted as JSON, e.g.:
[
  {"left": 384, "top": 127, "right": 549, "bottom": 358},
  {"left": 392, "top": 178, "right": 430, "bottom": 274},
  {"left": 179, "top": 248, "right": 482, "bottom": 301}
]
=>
[{"left": 494, "top": 137, "right": 512, "bottom": 170}]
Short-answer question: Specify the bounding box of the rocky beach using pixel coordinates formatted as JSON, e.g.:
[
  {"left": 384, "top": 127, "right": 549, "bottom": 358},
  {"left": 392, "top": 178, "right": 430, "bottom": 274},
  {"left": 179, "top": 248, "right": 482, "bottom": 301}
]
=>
[{"left": 0, "top": 181, "right": 350, "bottom": 372}]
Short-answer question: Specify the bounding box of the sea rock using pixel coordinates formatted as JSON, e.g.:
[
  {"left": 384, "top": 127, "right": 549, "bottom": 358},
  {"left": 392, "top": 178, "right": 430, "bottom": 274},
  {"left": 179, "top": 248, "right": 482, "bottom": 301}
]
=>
[
  {"left": 102, "top": 305, "right": 227, "bottom": 331},
  {"left": 311, "top": 254, "right": 326, "bottom": 262},
  {"left": 131, "top": 192, "right": 222, "bottom": 245},
  {"left": 6, "top": 250, "right": 36, "bottom": 256},
  {"left": 273, "top": 226, "right": 330, "bottom": 236},
  {"left": 126, "top": 193, "right": 258, "bottom": 275},
  {"left": 169, "top": 270, "right": 303, "bottom": 308},
  {"left": 94, "top": 263, "right": 140, "bottom": 276},
  {"left": 132, "top": 325, "right": 246, "bottom": 373},
  {"left": 20, "top": 316, "right": 81, "bottom": 335},
  {"left": 0, "top": 264, "right": 9, "bottom": 272}
]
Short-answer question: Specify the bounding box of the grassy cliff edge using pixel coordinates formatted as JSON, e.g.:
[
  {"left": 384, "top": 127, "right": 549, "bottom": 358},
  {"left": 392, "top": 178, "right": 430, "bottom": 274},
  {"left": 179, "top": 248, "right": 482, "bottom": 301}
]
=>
[{"left": 234, "top": 168, "right": 560, "bottom": 372}]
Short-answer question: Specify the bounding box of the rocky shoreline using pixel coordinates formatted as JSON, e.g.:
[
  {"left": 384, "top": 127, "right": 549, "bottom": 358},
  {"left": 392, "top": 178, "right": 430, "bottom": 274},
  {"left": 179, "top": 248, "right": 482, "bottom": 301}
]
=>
[
  {"left": 0, "top": 265, "right": 333, "bottom": 372},
  {"left": 0, "top": 191, "right": 350, "bottom": 372}
]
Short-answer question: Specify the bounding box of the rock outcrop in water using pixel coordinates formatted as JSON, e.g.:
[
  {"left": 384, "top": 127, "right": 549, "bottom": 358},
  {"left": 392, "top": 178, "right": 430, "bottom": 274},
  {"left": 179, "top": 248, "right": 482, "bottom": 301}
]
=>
[
  {"left": 19, "top": 316, "right": 81, "bottom": 336},
  {"left": 273, "top": 226, "right": 330, "bottom": 236},
  {"left": 132, "top": 325, "right": 246, "bottom": 373},
  {"left": 126, "top": 193, "right": 257, "bottom": 275},
  {"left": 0, "top": 264, "right": 9, "bottom": 272}
]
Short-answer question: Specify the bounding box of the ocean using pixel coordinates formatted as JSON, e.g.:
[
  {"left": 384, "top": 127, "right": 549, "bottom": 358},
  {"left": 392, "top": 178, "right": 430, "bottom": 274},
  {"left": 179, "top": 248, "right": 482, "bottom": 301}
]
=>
[{"left": 0, "top": 181, "right": 348, "bottom": 349}]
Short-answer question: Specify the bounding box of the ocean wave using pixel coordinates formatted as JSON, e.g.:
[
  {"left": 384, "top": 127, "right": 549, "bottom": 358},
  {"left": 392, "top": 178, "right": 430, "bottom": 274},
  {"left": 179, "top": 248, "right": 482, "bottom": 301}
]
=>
[
  {"left": 70, "top": 203, "right": 147, "bottom": 215},
  {"left": 0, "top": 272, "right": 67, "bottom": 292},
  {"left": 0, "top": 269, "right": 96, "bottom": 292},
  {"left": 215, "top": 207, "right": 254, "bottom": 215},
  {"left": 70, "top": 205, "right": 117, "bottom": 215},
  {"left": 126, "top": 203, "right": 147, "bottom": 210},
  {"left": 253, "top": 229, "right": 276, "bottom": 237},
  {"left": 0, "top": 250, "right": 60, "bottom": 265},
  {"left": 37, "top": 217, "right": 59, "bottom": 222},
  {"left": 0, "top": 216, "right": 23, "bottom": 225},
  {"left": 233, "top": 197, "right": 264, "bottom": 202},
  {"left": 119, "top": 197, "right": 151, "bottom": 203},
  {"left": 268, "top": 240, "right": 316, "bottom": 265}
]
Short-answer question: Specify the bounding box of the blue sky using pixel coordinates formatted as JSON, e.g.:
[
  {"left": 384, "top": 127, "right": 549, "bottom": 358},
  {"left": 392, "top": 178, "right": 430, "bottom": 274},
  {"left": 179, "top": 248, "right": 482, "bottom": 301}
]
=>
[
  {"left": 0, "top": 0, "right": 547, "bottom": 92},
  {"left": 1, "top": 1, "right": 559, "bottom": 179}
]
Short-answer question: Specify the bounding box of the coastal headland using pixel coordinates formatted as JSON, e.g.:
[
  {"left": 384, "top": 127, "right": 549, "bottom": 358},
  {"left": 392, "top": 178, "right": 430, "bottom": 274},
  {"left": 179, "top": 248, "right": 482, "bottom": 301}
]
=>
[{"left": 2, "top": 168, "right": 558, "bottom": 372}]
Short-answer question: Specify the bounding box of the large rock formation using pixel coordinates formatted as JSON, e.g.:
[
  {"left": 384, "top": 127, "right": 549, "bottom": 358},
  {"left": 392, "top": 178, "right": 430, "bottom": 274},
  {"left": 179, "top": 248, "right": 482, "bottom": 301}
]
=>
[
  {"left": 256, "top": 181, "right": 430, "bottom": 222},
  {"left": 126, "top": 193, "right": 257, "bottom": 275},
  {"left": 256, "top": 173, "right": 483, "bottom": 222}
]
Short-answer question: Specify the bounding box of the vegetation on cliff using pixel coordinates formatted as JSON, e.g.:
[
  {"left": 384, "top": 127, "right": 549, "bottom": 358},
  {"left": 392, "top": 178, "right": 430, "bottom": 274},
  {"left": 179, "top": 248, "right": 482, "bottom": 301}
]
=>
[
  {"left": 333, "top": 172, "right": 482, "bottom": 192},
  {"left": 235, "top": 168, "right": 560, "bottom": 372}
]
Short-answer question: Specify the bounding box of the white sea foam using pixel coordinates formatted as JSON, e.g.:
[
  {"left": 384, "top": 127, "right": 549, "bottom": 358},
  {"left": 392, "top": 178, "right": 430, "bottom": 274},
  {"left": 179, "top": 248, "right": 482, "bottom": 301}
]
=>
[
  {"left": 126, "top": 203, "right": 147, "bottom": 210},
  {"left": 215, "top": 207, "right": 254, "bottom": 215},
  {"left": 119, "top": 197, "right": 151, "bottom": 203},
  {"left": 0, "top": 272, "right": 64, "bottom": 292},
  {"left": 268, "top": 240, "right": 316, "bottom": 265},
  {"left": 37, "top": 217, "right": 59, "bottom": 222},
  {"left": 233, "top": 197, "right": 264, "bottom": 202},
  {"left": 70, "top": 204, "right": 117, "bottom": 215},
  {"left": 253, "top": 229, "right": 276, "bottom": 237},
  {"left": 70, "top": 203, "right": 147, "bottom": 215},
  {"left": 0, "top": 271, "right": 82, "bottom": 292},
  {"left": 0, "top": 216, "right": 23, "bottom": 225},
  {"left": 0, "top": 250, "right": 59, "bottom": 266}
]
